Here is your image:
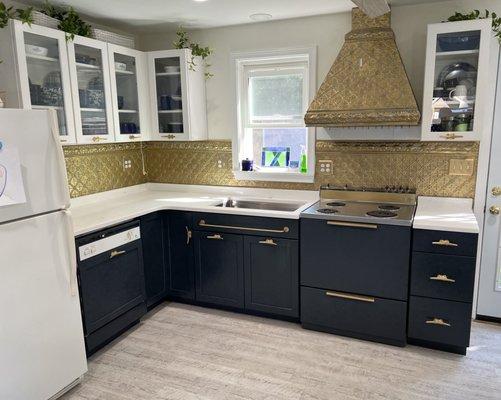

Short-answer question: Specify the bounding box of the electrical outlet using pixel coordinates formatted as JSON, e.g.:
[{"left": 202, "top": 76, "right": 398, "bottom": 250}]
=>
[
  {"left": 217, "top": 159, "right": 225, "bottom": 169},
  {"left": 449, "top": 159, "right": 474, "bottom": 176},
  {"left": 318, "top": 159, "right": 333, "bottom": 175},
  {"left": 122, "top": 158, "right": 132, "bottom": 171}
]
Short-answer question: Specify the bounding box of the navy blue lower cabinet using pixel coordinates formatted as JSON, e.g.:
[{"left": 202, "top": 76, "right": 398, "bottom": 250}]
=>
[
  {"left": 301, "top": 287, "right": 407, "bottom": 346},
  {"left": 300, "top": 219, "right": 411, "bottom": 301},
  {"left": 140, "top": 213, "right": 167, "bottom": 307},
  {"left": 194, "top": 231, "right": 245, "bottom": 308},
  {"left": 244, "top": 236, "right": 299, "bottom": 318},
  {"left": 165, "top": 212, "right": 195, "bottom": 300}
]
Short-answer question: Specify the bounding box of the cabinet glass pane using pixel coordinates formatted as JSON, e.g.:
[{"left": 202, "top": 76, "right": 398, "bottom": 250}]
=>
[
  {"left": 24, "top": 32, "right": 68, "bottom": 137},
  {"left": 114, "top": 53, "right": 140, "bottom": 135},
  {"left": 154, "top": 57, "right": 183, "bottom": 134},
  {"left": 73, "top": 44, "right": 108, "bottom": 136},
  {"left": 429, "top": 30, "right": 480, "bottom": 134}
]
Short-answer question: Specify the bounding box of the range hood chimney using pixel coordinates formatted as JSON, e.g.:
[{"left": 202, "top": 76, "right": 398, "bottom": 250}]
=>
[{"left": 304, "top": 8, "right": 421, "bottom": 127}]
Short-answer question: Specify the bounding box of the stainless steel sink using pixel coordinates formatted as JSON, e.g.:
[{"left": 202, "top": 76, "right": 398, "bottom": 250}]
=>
[{"left": 215, "top": 199, "right": 304, "bottom": 212}]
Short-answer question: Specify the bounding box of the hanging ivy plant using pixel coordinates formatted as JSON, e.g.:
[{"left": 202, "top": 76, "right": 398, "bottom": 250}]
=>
[
  {"left": 16, "top": 6, "right": 34, "bottom": 27},
  {"left": 0, "top": 2, "right": 14, "bottom": 29},
  {"left": 447, "top": 9, "right": 501, "bottom": 43},
  {"left": 40, "top": 0, "right": 66, "bottom": 20},
  {"left": 173, "top": 28, "right": 214, "bottom": 79}
]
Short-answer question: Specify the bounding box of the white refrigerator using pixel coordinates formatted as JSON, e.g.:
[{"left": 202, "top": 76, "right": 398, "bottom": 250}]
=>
[{"left": 0, "top": 109, "right": 87, "bottom": 400}]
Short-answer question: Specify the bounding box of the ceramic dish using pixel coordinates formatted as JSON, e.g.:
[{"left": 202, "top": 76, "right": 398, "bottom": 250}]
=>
[
  {"left": 437, "top": 62, "right": 477, "bottom": 91},
  {"left": 25, "top": 44, "right": 49, "bottom": 57},
  {"left": 115, "top": 62, "right": 127, "bottom": 71},
  {"left": 164, "top": 66, "right": 180, "bottom": 73}
]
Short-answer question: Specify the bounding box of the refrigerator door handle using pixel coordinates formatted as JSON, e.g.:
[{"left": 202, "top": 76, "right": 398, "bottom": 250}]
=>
[
  {"left": 63, "top": 209, "right": 78, "bottom": 297},
  {"left": 48, "top": 109, "right": 71, "bottom": 209}
]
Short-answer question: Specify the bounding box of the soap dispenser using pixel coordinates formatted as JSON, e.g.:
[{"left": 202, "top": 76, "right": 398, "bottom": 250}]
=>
[{"left": 299, "top": 145, "right": 307, "bottom": 174}]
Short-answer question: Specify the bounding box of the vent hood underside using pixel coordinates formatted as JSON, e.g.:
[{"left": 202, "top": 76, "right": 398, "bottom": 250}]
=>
[{"left": 304, "top": 8, "right": 421, "bottom": 127}]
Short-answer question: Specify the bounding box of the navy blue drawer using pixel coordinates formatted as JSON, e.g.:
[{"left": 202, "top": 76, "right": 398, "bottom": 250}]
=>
[
  {"left": 193, "top": 213, "right": 298, "bottom": 239},
  {"left": 301, "top": 286, "right": 407, "bottom": 346},
  {"left": 408, "top": 296, "right": 472, "bottom": 349},
  {"left": 411, "top": 252, "right": 476, "bottom": 303},
  {"left": 413, "top": 229, "right": 477, "bottom": 257},
  {"left": 301, "top": 219, "right": 411, "bottom": 301}
]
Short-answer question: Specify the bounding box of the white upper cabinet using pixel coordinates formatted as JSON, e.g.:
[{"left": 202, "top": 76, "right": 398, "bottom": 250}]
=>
[
  {"left": 108, "top": 44, "right": 150, "bottom": 142},
  {"left": 67, "top": 36, "right": 114, "bottom": 144},
  {"left": 148, "top": 49, "right": 208, "bottom": 141},
  {"left": 0, "top": 20, "right": 76, "bottom": 144},
  {"left": 421, "top": 19, "right": 492, "bottom": 141}
]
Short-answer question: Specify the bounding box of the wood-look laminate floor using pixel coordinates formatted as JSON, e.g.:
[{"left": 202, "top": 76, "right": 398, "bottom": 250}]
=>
[{"left": 62, "top": 302, "right": 501, "bottom": 400}]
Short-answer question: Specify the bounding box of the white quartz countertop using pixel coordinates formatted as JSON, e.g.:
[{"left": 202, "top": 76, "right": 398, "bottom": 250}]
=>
[
  {"left": 71, "top": 183, "right": 318, "bottom": 237},
  {"left": 413, "top": 196, "right": 479, "bottom": 234}
]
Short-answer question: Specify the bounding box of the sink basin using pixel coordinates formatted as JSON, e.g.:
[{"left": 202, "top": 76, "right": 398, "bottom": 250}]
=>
[{"left": 215, "top": 199, "right": 305, "bottom": 212}]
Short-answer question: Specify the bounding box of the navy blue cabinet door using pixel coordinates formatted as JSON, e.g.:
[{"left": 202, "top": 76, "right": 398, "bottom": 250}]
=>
[
  {"left": 165, "top": 212, "right": 195, "bottom": 300},
  {"left": 244, "top": 236, "right": 299, "bottom": 318},
  {"left": 194, "top": 231, "right": 244, "bottom": 308},
  {"left": 141, "top": 213, "right": 167, "bottom": 307}
]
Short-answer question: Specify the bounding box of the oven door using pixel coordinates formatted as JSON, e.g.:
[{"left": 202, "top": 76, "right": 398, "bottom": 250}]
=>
[{"left": 300, "top": 219, "right": 411, "bottom": 300}]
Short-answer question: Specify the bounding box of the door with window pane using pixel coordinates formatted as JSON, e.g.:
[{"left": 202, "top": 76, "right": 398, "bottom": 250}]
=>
[
  {"left": 68, "top": 36, "right": 114, "bottom": 144},
  {"left": 14, "top": 22, "right": 76, "bottom": 143},
  {"left": 108, "top": 44, "right": 149, "bottom": 142}
]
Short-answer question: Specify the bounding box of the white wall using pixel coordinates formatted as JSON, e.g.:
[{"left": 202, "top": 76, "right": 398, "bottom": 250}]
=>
[{"left": 139, "top": 0, "right": 501, "bottom": 140}]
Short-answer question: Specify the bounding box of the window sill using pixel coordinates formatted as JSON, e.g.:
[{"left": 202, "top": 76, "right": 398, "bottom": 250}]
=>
[{"left": 233, "top": 170, "right": 315, "bottom": 183}]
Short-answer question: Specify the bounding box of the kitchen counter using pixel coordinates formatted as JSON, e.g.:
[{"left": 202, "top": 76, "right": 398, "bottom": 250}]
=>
[
  {"left": 71, "top": 183, "right": 318, "bottom": 236},
  {"left": 413, "top": 196, "right": 479, "bottom": 234}
]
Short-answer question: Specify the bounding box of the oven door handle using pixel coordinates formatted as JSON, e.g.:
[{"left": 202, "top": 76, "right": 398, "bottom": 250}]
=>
[{"left": 326, "top": 221, "right": 378, "bottom": 229}]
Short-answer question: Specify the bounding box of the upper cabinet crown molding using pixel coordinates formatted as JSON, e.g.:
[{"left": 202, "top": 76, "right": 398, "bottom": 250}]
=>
[{"left": 421, "top": 18, "right": 493, "bottom": 142}]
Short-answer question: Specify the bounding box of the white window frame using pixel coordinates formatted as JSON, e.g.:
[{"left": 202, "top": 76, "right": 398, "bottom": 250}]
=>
[{"left": 231, "top": 47, "right": 317, "bottom": 183}]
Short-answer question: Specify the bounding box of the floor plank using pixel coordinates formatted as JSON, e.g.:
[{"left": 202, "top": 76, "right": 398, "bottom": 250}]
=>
[{"left": 62, "top": 302, "right": 501, "bottom": 400}]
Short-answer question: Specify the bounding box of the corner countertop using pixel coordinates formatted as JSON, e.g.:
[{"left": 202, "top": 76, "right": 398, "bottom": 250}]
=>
[
  {"left": 70, "top": 183, "right": 318, "bottom": 237},
  {"left": 413, "top": 196, "right": 479, "bottom": 234}
]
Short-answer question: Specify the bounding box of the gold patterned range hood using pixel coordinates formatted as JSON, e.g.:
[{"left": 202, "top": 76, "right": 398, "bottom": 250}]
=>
[{"left": 304, "top": 8, "right": 421, "bottom": 127}]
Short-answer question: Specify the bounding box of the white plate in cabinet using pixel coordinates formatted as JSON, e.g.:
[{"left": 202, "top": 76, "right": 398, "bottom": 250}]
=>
[
  {"left": 421, "top": 19, "right": 492, "bottom": 141},
  {"left": 108, "top": 44, "right": 150, "bottom": 142},
  {"left": 67, "top": 36, "right": 115, "bottom": 144},
  {"left": 148, "top": 49, "right": 208, "bottom": 141},
  {"left": 0, "top": 20, "right": 77, "bottom": 144}
]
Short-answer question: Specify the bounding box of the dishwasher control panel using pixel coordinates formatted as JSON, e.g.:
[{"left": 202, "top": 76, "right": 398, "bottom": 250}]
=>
[{"left": 78, "top": 226, "right": 141, "bottom": 261}]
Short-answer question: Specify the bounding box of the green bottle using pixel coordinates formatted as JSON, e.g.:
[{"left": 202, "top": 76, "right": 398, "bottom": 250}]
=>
[{"left": 299, "top": 145, "right": 307, "bottom": 174}]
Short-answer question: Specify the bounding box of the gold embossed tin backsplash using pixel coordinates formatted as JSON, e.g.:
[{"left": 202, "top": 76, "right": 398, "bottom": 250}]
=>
[{"left": 64, "top": 140, "right": 479, "bottom": 198}]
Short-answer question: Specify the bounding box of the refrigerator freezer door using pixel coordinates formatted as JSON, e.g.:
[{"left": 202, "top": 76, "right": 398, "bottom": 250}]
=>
[
  {"left": 0, "top": 109, "right": 70, "bottom": 224},
  {"left": 0, "top": 211, "right": 87, "bottom": 400}
]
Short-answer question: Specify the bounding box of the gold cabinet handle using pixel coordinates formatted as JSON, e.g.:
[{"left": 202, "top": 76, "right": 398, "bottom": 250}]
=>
[
  {"left": 185, "top": 226, "right": 192, "bottom": 245},
  {"left": 492, "top": 187, "right": 501, "bottom": 197},
  {"left": 327, "top": 221, "right": 378, "bottom": 229},
  {"left": 325, "top": 291, "right": 375, "bottom": 303},
  {"left": 432, "top": 239, "right": 458, "bottom": 247},
  {"left": 258, "top": 238, "right": 277, "bottom": 246},
  {"left": 92, "top": 136, "right": 107, "bottom": 142},
  {"left": 129, "top": 135, "right": 140, "bottom": 140},
  {"left": 425, "top": 318, "right": 451, "bottom": 327},
  {"left": 440, "top": 133, "right": 463, "bottom": 140},
  {"left": 198, "top": 220, "right": 290, "bottom": 234},
  {"left": 207, "top": 234, "right": 223, "bottom": 240},
  {"left": 110, "top": 250, "right": 126, "bottom": 259},
  {"left": 489, "top": 205, "right": 500, "bottom": 215},
  {"left": 430, "top": 274, "right": 456, "bottom": 283}
]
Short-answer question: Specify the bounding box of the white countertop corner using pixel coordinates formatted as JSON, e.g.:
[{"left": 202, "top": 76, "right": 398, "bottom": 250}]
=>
[{"left": 413, "top": 196, "right": 479, "bottom": 234}]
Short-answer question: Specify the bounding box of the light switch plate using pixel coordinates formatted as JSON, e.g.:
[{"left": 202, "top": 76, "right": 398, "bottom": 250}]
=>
[
  {"left": 449, "top": 159, "right": 474, "bottom": 176},
  {"left": 318, "top": 159, "right": 333, "bottom": 175}
]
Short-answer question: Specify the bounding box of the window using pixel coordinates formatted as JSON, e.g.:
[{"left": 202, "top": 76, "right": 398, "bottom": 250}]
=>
[{"left": 232, "top": 48, "right": 316, "bottom": 182}]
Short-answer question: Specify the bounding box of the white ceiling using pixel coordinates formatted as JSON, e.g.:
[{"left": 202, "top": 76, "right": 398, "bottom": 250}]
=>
[{"left": 23, "top": 0, "right": 439, "bottom": 32}]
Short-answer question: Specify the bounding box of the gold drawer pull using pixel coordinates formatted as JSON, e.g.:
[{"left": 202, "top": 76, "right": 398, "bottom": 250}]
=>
[
  {"left": 327, "top": 221, "right": 378, "bottom": 229},
  {"left": 326, "top": 291, "right": 375, "bottom": 303},
  {"left": 259, "top": 239, "right": 277, "bottom": 246},
  {"left": 432, "top": 239, "right": 458, "bottom": 247},
  {"left": 199, "top": 220, "right": 290, "bottom": 234},
  {"left": 207, "top": 234, "right": 223, "bottom": 240},
  {"left": 430, "top": 274, "right": 456, "bottom": 283},
  {"left": 110, "top": 250, "right": 126, "bottom": 259},
  {"left": 425, "top": 318, "right": 451, "bottom": 327}
]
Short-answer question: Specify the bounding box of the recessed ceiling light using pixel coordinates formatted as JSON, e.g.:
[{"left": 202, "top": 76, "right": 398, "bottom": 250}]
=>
[
  {"left": 249, "top": 13, "right": 273, "bottom": 22},
  {"left": 194, "top": 0, "right": 208, "bottom": 2}
]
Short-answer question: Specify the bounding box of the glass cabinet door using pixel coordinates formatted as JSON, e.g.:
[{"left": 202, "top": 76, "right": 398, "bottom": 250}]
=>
[
  {"left": 109, "top": 46, "right": 147, "bottom": 142},
  {"left": 423, "top": 19, "right": 491, "bottom": 141},
  {"left": 68, "top": 38, "right": 113, "bottom": 144},
  {"left": 22, "top": 29, "right": 74, "bottom": 143},
  {"left": 153, "top": 55, "right": 186, "bottom": 139}
]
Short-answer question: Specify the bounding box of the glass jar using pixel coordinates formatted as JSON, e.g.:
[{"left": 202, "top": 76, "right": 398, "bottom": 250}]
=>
[{"left": 455, "top": 113, "right": 471, "bottom": 132}]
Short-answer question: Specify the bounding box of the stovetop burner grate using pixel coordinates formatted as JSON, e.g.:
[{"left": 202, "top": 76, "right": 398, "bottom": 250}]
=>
[
  {"left": 317, "top": 208, "right": 339, "bottom": 214},
  {"left": 326, "top": 202, "right": 346, "bottom": 207},
  {"left": 366, "top": 210, "right": 398, "bottom": 218},
  {"left": 378, "top": 204, "right": 401, "bottom": 211}
]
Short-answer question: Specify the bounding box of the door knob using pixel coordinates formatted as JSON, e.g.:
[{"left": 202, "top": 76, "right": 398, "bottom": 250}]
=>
[
  {"left": 492, "top": 187, "right": 501, "bottom": 196},
  {"left": 489, "top": 205, "right": 500, "bottom": 215}
]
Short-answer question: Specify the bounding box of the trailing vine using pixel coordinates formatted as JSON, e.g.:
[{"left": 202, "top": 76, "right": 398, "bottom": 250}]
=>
[
  {"left": 173, "top": 28, "right": 214, "bottom": 79},
  {"left": 447, "top": 9, "right": 501, "bottom": 43}
]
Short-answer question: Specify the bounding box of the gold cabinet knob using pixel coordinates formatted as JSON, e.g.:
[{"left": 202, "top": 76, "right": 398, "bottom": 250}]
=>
[
  {"left": 492, "top": 187, "right": 501, "bottom": 196},
  {"left": 489, "top": 206, "right": 500, "bottom": 215}
]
